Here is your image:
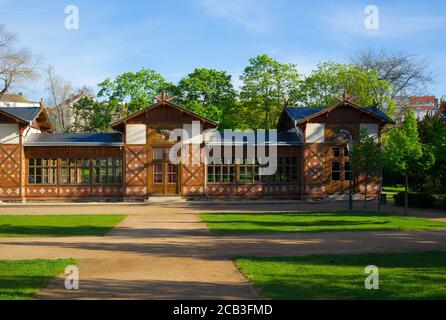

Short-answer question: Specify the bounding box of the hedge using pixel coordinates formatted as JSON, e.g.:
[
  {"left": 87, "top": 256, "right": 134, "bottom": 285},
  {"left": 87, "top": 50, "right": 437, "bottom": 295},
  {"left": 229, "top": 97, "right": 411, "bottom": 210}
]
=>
[{"left": 394, "top": 192, "right": 436, "bottom": 209}]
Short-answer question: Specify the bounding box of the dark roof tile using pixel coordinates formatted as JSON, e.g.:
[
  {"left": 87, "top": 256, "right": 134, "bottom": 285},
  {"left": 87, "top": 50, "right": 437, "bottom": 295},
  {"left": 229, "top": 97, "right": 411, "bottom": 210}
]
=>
[
  {"left": 0, "top": 107, "right": 41, "bottom": 122},
  {"left": 25, "top": 133, "right": 123, "bottom": 146}
]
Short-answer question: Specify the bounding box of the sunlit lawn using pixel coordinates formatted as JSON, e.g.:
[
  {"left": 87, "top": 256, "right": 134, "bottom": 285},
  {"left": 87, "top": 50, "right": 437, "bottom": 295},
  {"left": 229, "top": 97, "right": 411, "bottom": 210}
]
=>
[
  {"left": 236, "top": 252, "right": 446, "bottom": 300},
  {"left": 0, "top": 259, "right": 76, "bottom": 300},
  {"left": 0, "top": 215, "right": 126, "bottom": 237},
  {"left": 200, "top": 211, "right": 446, "bottom": 235}
]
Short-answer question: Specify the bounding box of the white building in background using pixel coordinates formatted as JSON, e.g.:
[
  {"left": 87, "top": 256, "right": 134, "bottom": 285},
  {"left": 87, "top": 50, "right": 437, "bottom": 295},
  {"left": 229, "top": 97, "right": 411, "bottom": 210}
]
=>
[{"left": 0, "top": 92, "right": 40, "bottom": 108}]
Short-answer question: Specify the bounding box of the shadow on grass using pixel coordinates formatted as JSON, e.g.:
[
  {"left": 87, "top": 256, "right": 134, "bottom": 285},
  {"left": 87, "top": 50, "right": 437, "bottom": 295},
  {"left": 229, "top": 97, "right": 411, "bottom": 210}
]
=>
[{"left": 0, "top": 225, "right": 115, "bottom": 237}]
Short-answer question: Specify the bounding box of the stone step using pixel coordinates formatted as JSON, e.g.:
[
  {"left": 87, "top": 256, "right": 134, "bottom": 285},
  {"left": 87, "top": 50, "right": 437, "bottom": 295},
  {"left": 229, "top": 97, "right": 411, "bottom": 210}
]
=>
[{"left": 144, "top": 196, "right": 184, "bottom": 203}]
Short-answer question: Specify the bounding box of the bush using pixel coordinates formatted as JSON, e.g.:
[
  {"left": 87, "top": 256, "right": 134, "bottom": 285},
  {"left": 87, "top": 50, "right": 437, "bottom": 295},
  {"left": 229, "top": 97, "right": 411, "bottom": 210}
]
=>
[{"left": 394, "top": 192, "right": 436, "bottom": 209}]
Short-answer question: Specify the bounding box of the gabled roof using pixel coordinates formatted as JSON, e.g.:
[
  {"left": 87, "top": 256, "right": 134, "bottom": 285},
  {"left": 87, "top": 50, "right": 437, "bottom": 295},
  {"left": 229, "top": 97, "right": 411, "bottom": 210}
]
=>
[
  {"left": 0, "top": 107, "right": 41, "bottom": 123},
  {"left": 285, "top": 101, "right": 395, "bottom": 124},
  {"left": 24, "top": 133, "right": 123, "bottom": 147},
  {"left": 110, "top": 100, "right": 218, "bottom": 129}
]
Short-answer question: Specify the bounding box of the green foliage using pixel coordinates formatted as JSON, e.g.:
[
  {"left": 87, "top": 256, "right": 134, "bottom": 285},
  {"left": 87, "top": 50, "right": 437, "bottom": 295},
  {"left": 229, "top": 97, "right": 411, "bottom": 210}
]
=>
[
  {"left": 239, "top": 54, "right": 301, "bottom": 129},
  {"left": 97, "top": 68, "right": 171, "bottom": 118},
  {"left": 351, "top": 129, "right": 381, "bottom": 176},
  {"left": 412, "top": 114, "right": 446, "bottom": 193},
  {"left": 394, "top": 192, "right": 437, "bottom": 209},
  {"left": 383, "top": 111, "right": 424, "bottom": 175},
  {"left": 174, "top": 68, "right": 237, "bottom": 126},
  {"left": 295, "top": 61, "right": 396, "bottom": 114},
  {"left": 71, "top": 96, "right": 115, "bottom": 132}
]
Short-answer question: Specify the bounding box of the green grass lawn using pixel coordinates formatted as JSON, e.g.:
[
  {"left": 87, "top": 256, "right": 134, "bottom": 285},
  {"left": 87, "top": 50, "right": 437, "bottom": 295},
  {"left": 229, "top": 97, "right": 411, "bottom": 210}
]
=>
[
  {"left": 0, "top": 259, "right": 76, "bottom": 300},
  {"left": 236, "top": 252, "right": 446, "bottom": 300},
  {"left": 200, "top": 211, "right": 446, "bottom": 235},
  {"left": 0, "top": 215, "right": 126, "bottom": 237}
]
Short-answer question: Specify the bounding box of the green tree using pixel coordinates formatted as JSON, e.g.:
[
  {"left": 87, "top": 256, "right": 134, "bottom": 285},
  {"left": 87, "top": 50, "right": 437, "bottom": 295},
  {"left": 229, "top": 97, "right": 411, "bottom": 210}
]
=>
[
  {"left": 174, "top": 68, "right": 237, "bottom": 126},
  {"left": 71, "top": 96, "right": 115, "bottom": 132},
  {"left": 296, "top": 62, "right": 395, "bottom": 115},
  {"left": 383, "top": 111, "right": 424, "bottom": 214},
  {"left": 351, "top": 130, "right": 382, "bottom": 209},
  {"left": 239, "top": 54, "right": 301, "bottom": 129},
  {"left": 97, "top": 68, "right": 171, "bottom": 118}
]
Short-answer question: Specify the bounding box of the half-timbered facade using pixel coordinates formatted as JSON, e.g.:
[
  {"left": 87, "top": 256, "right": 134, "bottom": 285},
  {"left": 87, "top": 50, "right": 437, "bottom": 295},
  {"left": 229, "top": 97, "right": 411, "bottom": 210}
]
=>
[{"left": 0, "top": 93, "right": 394, "bottom": 202}]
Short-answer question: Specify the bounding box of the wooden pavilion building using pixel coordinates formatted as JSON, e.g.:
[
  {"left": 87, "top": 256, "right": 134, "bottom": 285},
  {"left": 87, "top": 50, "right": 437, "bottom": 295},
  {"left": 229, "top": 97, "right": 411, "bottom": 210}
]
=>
[{"left": 0, "top": 93, "right": 394, "bottom": 202}]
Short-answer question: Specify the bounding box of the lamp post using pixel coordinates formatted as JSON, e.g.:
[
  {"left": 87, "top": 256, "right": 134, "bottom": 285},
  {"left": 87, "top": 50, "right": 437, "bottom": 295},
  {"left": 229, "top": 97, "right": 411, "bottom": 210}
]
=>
[{"left": 347, "top": 142, "right": 353, "bottom": 211}]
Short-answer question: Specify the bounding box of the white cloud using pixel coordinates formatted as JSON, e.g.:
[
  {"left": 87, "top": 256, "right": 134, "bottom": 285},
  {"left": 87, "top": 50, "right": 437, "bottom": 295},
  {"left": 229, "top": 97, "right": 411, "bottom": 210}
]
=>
[{"left": 198, "top": 0, "right": 271, "bottom": 34}]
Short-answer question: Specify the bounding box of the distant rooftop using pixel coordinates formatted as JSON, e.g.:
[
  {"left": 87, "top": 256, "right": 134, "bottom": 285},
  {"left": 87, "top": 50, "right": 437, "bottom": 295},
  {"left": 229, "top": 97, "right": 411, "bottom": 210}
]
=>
[{"left": 0, "top": 92, "right": 38, "bottom": 104}]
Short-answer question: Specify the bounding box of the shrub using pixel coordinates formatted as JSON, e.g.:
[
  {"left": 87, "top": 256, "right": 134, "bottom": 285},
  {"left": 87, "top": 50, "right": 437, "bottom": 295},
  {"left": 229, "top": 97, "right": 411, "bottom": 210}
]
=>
[{"left": 394, "top": 192, "right": 436, "bottom": 208}]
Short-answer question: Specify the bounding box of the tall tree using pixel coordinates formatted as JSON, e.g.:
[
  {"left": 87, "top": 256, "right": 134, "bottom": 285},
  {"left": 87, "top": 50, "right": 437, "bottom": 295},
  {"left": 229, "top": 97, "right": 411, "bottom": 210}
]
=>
[
  {"left": 296, "top": 62, "right": 395, "bottom": 114},
  {"left": 239, "top": 54, "right": 300, "bottom": 129},
  {"left": 174, "top": 68, "right": 237, "bottom": 126},
  {"left": 383, "top": 111, "right": 424, "bottom": 214},
  {"left": 352, "top": 49, "right": 432, "bottom": 98},
  {"left": 71, "top": 96, "right": 115, "bottom": 132},
  {"left": 351, "top": 130, "right": 382, "bottom": 209},
  {"left": 0, "top": 25, "right": 39, "bottom": 99},
  {"left": 44, "top": 65, "right": 73, "bottom": 132},
  {"left": 97, "top": 68, "right": 170, "bottom": 118}
]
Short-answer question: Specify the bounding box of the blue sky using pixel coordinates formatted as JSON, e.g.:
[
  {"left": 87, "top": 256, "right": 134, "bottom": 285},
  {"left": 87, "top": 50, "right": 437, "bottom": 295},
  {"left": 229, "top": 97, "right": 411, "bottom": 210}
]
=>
[{"left": 1, "top": 0, "right": 445, "bottom": 101}]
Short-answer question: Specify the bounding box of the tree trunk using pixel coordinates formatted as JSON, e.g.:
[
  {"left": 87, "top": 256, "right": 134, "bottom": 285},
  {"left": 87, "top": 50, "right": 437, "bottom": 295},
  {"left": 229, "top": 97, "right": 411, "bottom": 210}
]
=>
[
  {"left": 364, "top": 174, "right": 368, "bottom": 209},
  {"left": 404, "top": 174, "right": 409, "bottom": 216}
]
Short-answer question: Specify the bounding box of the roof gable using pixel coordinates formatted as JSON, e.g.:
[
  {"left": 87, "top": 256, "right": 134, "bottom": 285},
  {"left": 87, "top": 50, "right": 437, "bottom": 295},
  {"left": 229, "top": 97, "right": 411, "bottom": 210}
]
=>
[
  {"left": 111, "top": 100, "right": 218, "bottom": 130},
  {"left": 285, "top": 101, "right": 395, "bottom": 125}
]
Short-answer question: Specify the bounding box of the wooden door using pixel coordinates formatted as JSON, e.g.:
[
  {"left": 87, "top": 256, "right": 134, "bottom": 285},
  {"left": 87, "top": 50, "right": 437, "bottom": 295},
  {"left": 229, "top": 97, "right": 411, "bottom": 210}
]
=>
[
  {"left": 150, "top": 147, "right": 179, "bottom": 195},
  {"left": 327, "top": 146, "right": 352, "bottom": 194}
]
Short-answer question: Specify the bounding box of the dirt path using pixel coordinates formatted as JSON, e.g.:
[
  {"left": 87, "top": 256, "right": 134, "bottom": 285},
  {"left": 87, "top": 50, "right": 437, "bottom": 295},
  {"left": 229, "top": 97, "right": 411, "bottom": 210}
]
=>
[{"left": 0, "top": 201, "right": 445, "bottom": 299}]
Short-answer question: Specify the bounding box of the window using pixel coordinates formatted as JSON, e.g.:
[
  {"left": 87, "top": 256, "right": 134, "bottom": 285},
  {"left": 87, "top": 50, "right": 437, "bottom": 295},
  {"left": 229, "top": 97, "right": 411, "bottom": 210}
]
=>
[
  {"left": 207, "top": 161, "right": 235, "bottom": 183},
  {"left": 331, "top": 162, "right": 341, "bottom": 181},
  {"left": 332, "top": 148, "right": 340, "bottom": 158},
  {"left": 344, "top": 161, "right": 352, "bottom": 181},
  {"left": 153, "top": 163, "right": 163, "bottom": 183},
  {"left": 269, "top": 157, "right": 298, "bottom": 183},
  {"left": 153, "top": 148, "right": 164, "bottom": 160},
  {"left": 167, "top": 163, "right": 177, "bottom": 183},
  {"left": 60, "top": 159, "right": 90, "bottom": 185},
  {"left": 94, "top": 158, "right": 122, "bottom": 184},
  {"left": 28, "top": 158, "right": 57, "bottom": 185}
]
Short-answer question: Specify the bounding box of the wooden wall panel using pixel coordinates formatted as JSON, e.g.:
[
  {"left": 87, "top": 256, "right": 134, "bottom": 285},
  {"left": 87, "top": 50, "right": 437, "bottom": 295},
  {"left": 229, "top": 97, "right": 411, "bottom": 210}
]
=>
[
  {"left": 0, "top": 144, "right": 21, "bottom": 198},
  {"left": 125, "top": 145, "right": 147, "bottom": 197},
  {"left": 24, "top": 146, "right": 122, "bottom": 158},
  {"left": 304, "top": 144, "right": 326, "bottom": 197}
]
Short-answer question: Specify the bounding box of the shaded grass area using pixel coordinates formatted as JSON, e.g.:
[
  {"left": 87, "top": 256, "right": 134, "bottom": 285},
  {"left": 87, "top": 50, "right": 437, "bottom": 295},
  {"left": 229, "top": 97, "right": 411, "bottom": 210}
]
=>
[
  {"left": 0, "top": 215, "right": 126, "bottom": 237},
  {"left": 0, "top": 259, "right": 76, "bottom": 300},
  {"left": 200, "top": 211, "right": 446, "bottom": 235},
  {"left": 236, "top": 252, "right": 446, "bottom": 300}
]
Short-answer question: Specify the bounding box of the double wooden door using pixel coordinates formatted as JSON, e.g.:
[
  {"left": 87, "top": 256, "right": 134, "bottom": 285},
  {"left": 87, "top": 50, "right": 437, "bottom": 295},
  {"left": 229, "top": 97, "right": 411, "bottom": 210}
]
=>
[{"left": 149, "top": 146, "right": 179, "bottom": 195}]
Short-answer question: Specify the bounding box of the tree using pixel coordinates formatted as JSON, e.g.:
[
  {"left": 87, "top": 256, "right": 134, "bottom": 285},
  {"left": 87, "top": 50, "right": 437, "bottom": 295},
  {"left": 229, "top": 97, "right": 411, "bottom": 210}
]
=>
[
  {"left": 351, "top": 130, "right": 382, "bottom": 209},
  {"left": 296, "top": 62, "right": 395, "bottom": 114},
  {"left": 45, "top": 65, "right": 73, "bottom": 132},
  {"left": 352, "top": 49, "right": 432, "bottom": 98},
  {"left": 0, "top": 25, "right": 39, "bottom": 99},
  {"left": 239, "top": 54, "right": 300, "bottom": 129},
  {"left": 71, "top": 96, "right": 115, "bottom": 132},
  {"left": 383, "top": 111, "right": 424, "bottom": 214},
  {"left": 97, "top": 68, "right": 171, "bottom": 118},
  {"left": 174, "top": 68, "right": 237, "bottom": 126}
]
